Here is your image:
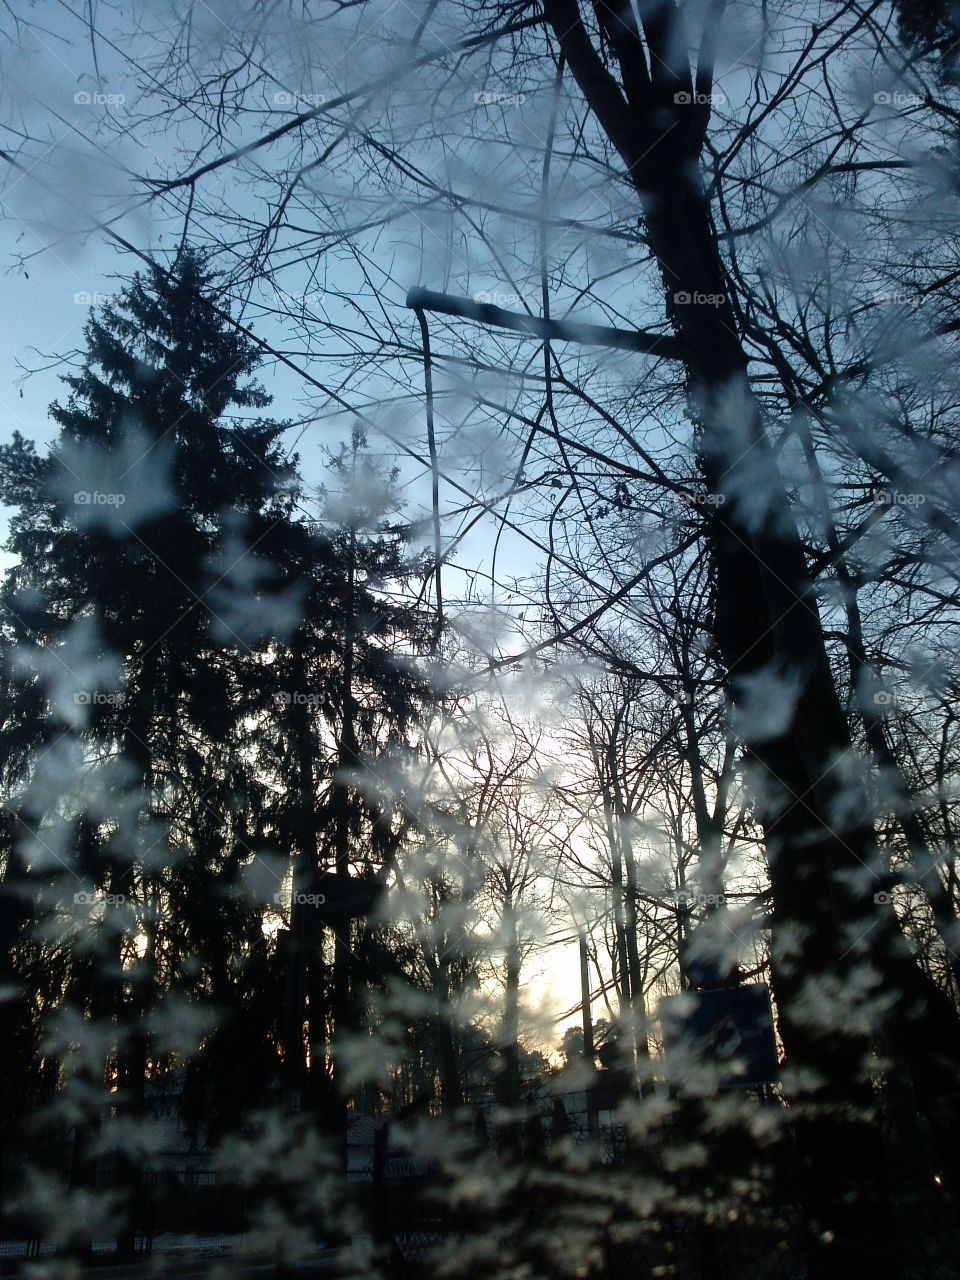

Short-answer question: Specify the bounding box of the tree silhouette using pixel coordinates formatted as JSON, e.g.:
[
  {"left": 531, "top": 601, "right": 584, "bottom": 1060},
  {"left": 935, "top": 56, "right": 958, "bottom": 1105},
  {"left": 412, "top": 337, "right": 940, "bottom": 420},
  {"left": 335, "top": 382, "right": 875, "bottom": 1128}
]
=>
[{"left": 0, "top": 250, "right": 433, "bottom": 1251}]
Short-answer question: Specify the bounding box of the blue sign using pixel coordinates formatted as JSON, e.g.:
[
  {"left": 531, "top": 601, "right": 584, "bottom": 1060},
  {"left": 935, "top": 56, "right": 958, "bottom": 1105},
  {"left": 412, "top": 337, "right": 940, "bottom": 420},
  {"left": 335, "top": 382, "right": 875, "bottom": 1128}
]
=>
[{"left": 661, "top": 983, "right": 779, "bottom": 1088}]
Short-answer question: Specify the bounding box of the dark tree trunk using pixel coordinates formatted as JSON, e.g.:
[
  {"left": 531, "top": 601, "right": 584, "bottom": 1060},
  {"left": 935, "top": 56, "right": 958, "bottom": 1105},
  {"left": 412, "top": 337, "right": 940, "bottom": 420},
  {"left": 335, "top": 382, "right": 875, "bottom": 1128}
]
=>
[
  {"left": 497, "top": 899, "right": 522, "bottom": 1109},
  {"left": 435, "top": 957, "right": 464, "bottom": 1112},
  {"left": 111, "top": 646, "right": 161, "bottom": 1260},
  {"left": 541, "top": 3, "right": 909, "bottom": 1274},
  {"left": 284, "top": 639, "right": 321, "bottom": 1108},
  {"left": 328, "top": 527, "right": 360, "bottom": 1161}
]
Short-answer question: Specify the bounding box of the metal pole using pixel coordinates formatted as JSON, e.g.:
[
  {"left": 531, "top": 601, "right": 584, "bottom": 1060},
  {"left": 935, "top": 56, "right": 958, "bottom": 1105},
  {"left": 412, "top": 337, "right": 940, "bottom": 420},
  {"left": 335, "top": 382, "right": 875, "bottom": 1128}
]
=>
[{"left": 405, "top": 287, "right": 681, "bottom": 359}]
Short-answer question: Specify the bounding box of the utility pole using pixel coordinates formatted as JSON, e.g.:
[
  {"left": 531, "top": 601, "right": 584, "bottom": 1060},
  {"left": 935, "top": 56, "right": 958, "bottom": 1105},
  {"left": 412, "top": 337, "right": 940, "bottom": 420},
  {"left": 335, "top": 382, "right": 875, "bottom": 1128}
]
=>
[{"left": 578, "top": 931, "right": 594, "bottom": 1066}]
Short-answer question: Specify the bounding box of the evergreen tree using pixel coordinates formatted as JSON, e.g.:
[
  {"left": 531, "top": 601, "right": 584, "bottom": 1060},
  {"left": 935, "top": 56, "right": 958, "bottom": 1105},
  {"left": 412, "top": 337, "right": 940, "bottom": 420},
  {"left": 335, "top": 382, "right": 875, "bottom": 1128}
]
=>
[
  {"left": 0, "top": 248, "right": 302, "bottom": 1249},
  {"left": 258, "top": 431, "right": 433, "bottom": 1126},
  {"left": 0, "top": 250, "right": 434, "bottom": 1253}
]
